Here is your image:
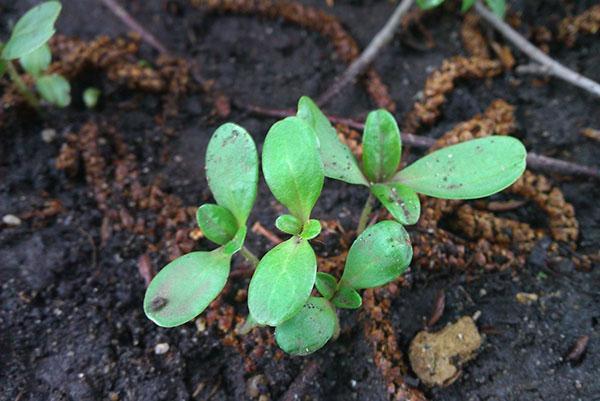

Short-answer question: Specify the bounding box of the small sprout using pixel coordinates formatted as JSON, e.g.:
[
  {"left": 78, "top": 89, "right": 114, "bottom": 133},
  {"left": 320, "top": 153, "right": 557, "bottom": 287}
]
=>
[
  {"left": 196, "top": 204, "right": 238, "bottom": 245},
  {"left": 0, "top": 1, "right": 70, "bottom": 110},
  {"left": 275, "top": 214, "right": 303, "bottom": 235},
  {"left": 315, "top": 272, "right": 337, "bottom": 300},
  {"left": 83, "top": 87, "right": 101, "bottom": 108},
  {"left": 143, "top": 95, "right": 526, "bottom": 356},
  {"left": 299, "top": 219, "right": 321, "bottom": 240}
]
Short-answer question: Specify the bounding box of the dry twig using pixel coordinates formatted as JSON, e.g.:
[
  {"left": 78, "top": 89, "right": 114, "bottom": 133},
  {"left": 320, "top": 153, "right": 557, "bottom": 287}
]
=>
[{"left": 474, "top": 1, "right": 600, "bottom": 98}]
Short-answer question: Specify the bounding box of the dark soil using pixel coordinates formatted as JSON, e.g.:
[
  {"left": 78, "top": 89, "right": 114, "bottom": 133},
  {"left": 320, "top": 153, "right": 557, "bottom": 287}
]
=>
[{"left": 1, "top": 1, "right": 599, "bottom": 401}]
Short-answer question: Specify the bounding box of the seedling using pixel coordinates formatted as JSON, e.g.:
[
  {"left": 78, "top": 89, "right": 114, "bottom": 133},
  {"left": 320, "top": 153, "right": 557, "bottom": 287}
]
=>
[
  {"left": 0, "top": 1, "right": 71, "bottom": 109},
  {"left": 144, "top": 123, "right": 259, "bottom": 327},
  {"left": 143, "top": 96, "right": 526, "bottom": 356},
  {"left": 416, "top": 0, "right": 506, "bottom": 18}
]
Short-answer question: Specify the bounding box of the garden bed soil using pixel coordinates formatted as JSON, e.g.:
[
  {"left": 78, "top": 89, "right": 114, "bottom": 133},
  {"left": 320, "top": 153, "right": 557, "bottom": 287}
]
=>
[{"left": 1, "top": 0, "right": 599, "bottom": 400}]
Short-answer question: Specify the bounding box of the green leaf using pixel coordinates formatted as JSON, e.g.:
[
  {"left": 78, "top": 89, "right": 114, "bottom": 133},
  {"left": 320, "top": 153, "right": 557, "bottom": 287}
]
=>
[
  {"left": 392, "top": 136, "right": 526, "bottom": 200},
  {"left": 275, "top": 214, "right": 303, "bottom": 235},
  {"left": 297, "top": 96, "right": 368, "bottom": 186},
  {"left": 485, "top": 0, "right": 506, "bottom": 19},
  {"left": 362, "top": 109, "right": 401, "bottom": 182},
  {"left": 19, "top": 43, "right": 51, "bottom": 77},
  {"left": 1, "top": 1, "right": 62, "bottom": 60},
  {"left": 340, "top": 221, "right": 412, "bottom": 289},
  {"left": 262, "top": 116, "right": 324, "bottom": 222},
  {"left": 143, "top": 248, "right": 231, "bottom": 327},
  {"left": 222, "top": 226, "right": 247, "bottom": 255},
  {"left": 371, "top": 182, "right": 420, "bottom": 225},
  {"left": 275, "top": 297, "right": 338, "bottom": 355},
  {"left": 196, "top": 204, "right": 238, "bottom": 246},
  {"left": 416, "top": 0, "right": 445, "bottom": 10},
  {"left": 331, "top": 285, "right": 362, "bottom": 309},
  {"left": 83, "top": 87, "right": 101, "bottom": 109},
  {"left": 206, "top": 123, "right": 258, "bottom": 225},
  {"left": 0, "top": 59, "right": 6, "bottom": 78},
  {"left": 36, "top": 73, "right": 70, "bottom": 107},
  {"left": 315, "top": 272, "right": 337, "bottom": 299},
  {"left": 248, "top": 237, "right": 317, "bottom": 326},
  {"left": 461, "top": 0, "right": 476, "bottom": 12},
  {"left": 300, "top": 219, "right": 321, "bottom": 240}
]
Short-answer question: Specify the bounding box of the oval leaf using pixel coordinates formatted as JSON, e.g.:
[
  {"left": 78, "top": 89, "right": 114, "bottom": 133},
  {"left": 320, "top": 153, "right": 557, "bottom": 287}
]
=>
[
  {"left": 83, "top": 87, "right": 101, "bottom": 108},
  {"left": 275, "top": 214, "right": 303, "bottom": 235},
  {"left": 144, "top": 249, "right": 231, "bottom": 327},
  {"left": 248, "top": 237, "right": 317, "bottom": 326},
  {"left": 331, "top": 285, "right": 362, "bottom": 309},
  {"left": 196, "top": 204, "right": 238, "bottom": 245},
  {"left": 416, "top": 0, "right": 445, "bottom": 10},
  {"left": 262, "top": 116, "right": 324, "bottom": 222},
  {"left": 393, "top": 136, "right": 526, "bottom": 199},
  {"left": 315, "top": 272, "right": 337, "bottom": 299},
  {"left": 36, "top": 73, "right": 70, "bottom": 107},
  {"left": 275, "top": 297, "right": 338, "bottom": 355},
  {"left": 206, "top": 123, "right": 258, "bottom": 225},
  {"left": 297, "top": 96, "right": 368, "bottom": 186},
  {"left": 300, "top": 219, "right": 321, "bottom": 240},
  {"left": 371, "top": 183, "right": 420, "bottom": 225},
  {"left": 340, "top": 221, "right": 412, "bottom": 289},
  {"left": 362, "top": 109, "right": 401, "bottom": 182},
  {"left": 19, "top": 43, "right": 51, "bottom": 77},
  {"left": 2, "top": 1, "right": 62, "bottom": 60}
]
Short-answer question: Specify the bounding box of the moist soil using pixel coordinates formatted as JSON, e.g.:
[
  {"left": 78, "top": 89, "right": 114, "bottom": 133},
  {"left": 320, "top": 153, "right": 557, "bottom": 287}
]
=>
[{"left": 1, "top": 0, "right": 599, "bottom": 400}]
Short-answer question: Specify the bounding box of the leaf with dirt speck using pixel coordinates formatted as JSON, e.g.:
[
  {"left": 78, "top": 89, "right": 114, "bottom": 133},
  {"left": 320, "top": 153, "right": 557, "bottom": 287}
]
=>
[
  {"left": 371, "top": 182, "right": 420, "bottom": 225},
  {"left": 362, "top": 109, "right": 401, "bottom": 182}
]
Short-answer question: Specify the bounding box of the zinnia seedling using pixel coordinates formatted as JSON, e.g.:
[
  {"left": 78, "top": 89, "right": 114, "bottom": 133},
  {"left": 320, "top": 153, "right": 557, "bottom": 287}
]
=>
[
  {"left": 143, "top": 96, "right": 526, "bottom": 356},
  {"left": 0, "top": 1, "right": 71, "bottom": 109}
]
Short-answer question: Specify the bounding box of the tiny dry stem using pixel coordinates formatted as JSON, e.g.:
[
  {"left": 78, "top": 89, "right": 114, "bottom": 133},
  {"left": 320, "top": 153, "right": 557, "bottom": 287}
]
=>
[
  {"left": 318, "top": 0, "right": 415, "bottom": 105},
  {"left": 240, "top": 246, "right": 259, "bottom": 268},
  {"left": 357, "top": 193, "right": 375, "bottom": 234},
  {"left": 6, "top": 61, "right": 39, "bottom": 110},
  {"left": 474, "top": 1, "right": 600, "bottom": 98}
]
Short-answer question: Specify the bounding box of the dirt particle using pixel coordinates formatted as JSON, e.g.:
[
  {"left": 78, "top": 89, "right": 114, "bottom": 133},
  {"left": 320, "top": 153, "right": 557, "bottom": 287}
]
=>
[
  {"left": 150, "top": 296, "right": 168, "bottom": 311},
  {"left": 154, "top": 343, "right": 170, "bottom": 355}
]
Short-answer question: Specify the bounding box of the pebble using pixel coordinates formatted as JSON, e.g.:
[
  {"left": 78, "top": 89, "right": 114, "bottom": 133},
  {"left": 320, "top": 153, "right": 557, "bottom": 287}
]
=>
[
  {"left": 2, "top": 214, "right": 22, "bottom": 226},
  {"left": 41, "top": 128, "right": 57, "bottom": 143},
  {"left": 154, "top": 343, "right": 170, "bottom": 355},
  {"left": 246, "top": 374, "right": 267, "bottom": 398}
]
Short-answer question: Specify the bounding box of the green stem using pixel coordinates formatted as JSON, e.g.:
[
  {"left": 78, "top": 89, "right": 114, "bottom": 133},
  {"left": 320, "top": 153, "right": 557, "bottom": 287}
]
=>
[
  {"left": 240, "top": 245, "right": 259, "bottom": 268},
  {"left": 6, "top": 61, "right": 39, "bottom": 110},
  {"left": 356, "top": 193, "right": 375, "bottom": 235}
]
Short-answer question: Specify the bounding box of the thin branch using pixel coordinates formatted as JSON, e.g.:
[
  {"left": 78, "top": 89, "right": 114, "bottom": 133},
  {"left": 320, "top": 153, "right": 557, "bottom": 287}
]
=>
[
  {"left": 317, "top": 0, "right": 415, "bottom": 106},
  {"left": 98, "top": 0, "right": 170, "bottom": 54},
  {"left": 237, "top": 102, "right": 600, "bottom": 180},
  {"left": 474, "top": 1, "right": 600, "bottom": 98}
]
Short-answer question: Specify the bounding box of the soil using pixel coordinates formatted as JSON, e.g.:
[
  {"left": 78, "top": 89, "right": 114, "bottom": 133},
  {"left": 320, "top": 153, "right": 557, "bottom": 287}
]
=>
[{"left": 1, "top": 1, "right": 599, "bottom": 401}]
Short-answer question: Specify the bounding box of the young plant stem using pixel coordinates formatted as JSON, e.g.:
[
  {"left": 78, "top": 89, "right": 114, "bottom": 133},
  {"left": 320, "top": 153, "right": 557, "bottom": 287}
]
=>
[
  {"left": 357, "top": 193, "right": 375, "bottom": 234},
  {"left": 317, "top": 0, "right": 415, "bottom": 106},
  {"left": 474, "top": 1, "right": 600, "bottom": 98},
  {"left": 240, "top": 245, "right": 259, "bottom": 268},
  {"left": 6, "top": 61, "right": 39, "bottom": 110}
]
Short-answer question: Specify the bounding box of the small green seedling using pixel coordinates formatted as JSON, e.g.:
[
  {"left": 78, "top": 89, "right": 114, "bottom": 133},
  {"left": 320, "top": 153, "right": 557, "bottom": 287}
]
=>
[
  {"left": 416, "top": 0, "right": 506, "bottom": 19},
  {"left": 144, "top": 96, "right": 526, "bottom": 356},
  {"left": 144, "top": 123, "right": 259, "bottom": 327},
  {"left": 0, "top": 1, "right": 71, "bottom": 109},
  {"left": 83, "top": 87, "right": 101, "bottom": 109}
]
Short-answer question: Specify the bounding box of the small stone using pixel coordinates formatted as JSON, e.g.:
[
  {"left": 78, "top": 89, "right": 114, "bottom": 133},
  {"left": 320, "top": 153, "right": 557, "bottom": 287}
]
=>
[
  {"left": 154, "top": 343, "right": 170, "bottom": 355},
  {"left": 2, "top": 214, "right": 22, "bottom": 226},
  {"left": 258, "top": 395, "right": 270, "bottom": 401},
  {"left": 516, "top": 292, "right": 539, "bottom": 304},
  {"left": 195, "top": 318, "right": 206, "bottom": 332},
  {"left": 109, "top": 392, "right": 119, "bottom": 401},
  {"left": 246, "top": 374, "right": 267, "bottom": 398},
  {"left": 41, "top": 128, "right": 57, "bottom": 143}
]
